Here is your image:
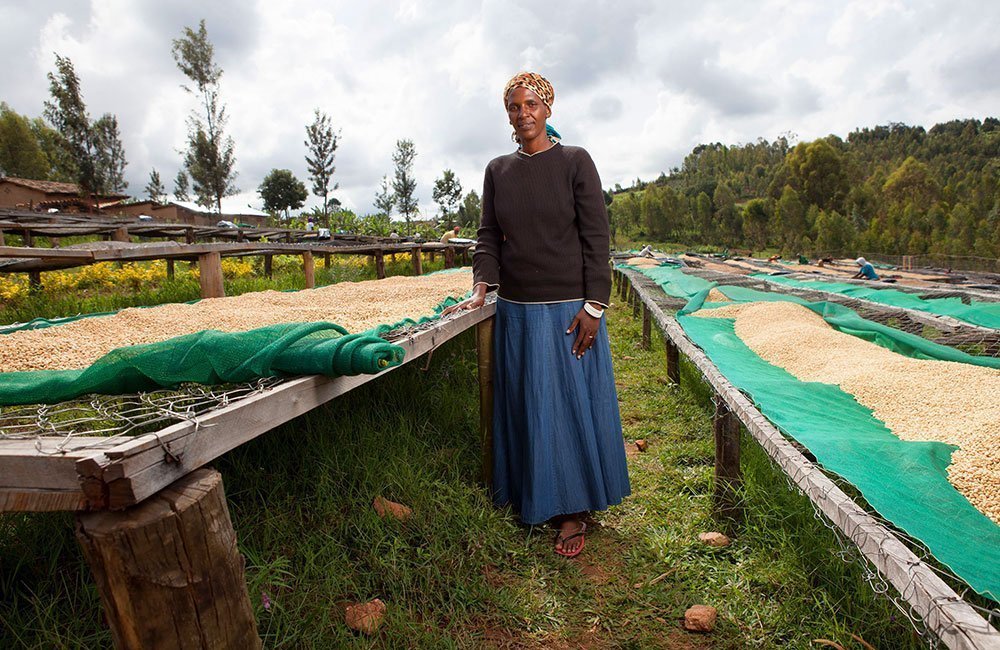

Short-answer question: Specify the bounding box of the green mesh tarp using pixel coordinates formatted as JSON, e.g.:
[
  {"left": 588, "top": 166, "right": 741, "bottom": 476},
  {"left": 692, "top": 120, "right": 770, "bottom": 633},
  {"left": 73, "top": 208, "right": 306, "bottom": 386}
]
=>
[
  {"left": 0, "top": 295, "right": 463, "bottom": 406},
  {"left": 678, "top": 313, "right": 1000, "bottom": 601},
  {"left": 625, "top": 264, "right": 1000, "bottom": 600},
  {"left": 756, "top": 273, "right": 1000, "bottom": 329}
]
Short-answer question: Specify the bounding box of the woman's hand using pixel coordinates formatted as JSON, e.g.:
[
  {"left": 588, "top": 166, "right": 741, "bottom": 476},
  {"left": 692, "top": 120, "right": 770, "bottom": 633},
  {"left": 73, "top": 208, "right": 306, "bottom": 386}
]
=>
[
  {"left": 567, "top": 308, "right": 600, "bottom": 359},
  {"left": 442, "top": 284, "right": 487, "bottom": 316}
]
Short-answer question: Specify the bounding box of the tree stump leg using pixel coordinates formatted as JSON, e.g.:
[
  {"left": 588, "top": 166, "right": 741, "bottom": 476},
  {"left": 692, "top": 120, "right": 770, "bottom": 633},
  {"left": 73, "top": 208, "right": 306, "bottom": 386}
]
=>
[
  {"left": 75, "top": 468, "right": 261, "bottom": 650},
  {"left": 444, "top": 246, "right": 455, "bottom": 269},
  {"left": 713, "top": 397, "right": 743, "bottom": 532},
  {"left": 411, "top": 247, "right": 423, "bottom": 275},
  {"left": 166, "top": 259, "right": 175, "bottom": 280},
  {"left": 264, "top": 254, "right": 273, "bottom": 279},
  {"left": 198, "top": 251, "right": 225, "bottom": 298},
  {"left": 0, "top": 229, "right": 5, "bottom": 246},
  {"left": 374, "top": 251, "right": 386, "bottom": 279},
  {"left": 28, "top": 270, "right": 42, "bottom": 293},
  {"left": 23, "top": 229, "right": 34, "bottom": 247},
  {"left": 323, "top": 252, "right": 330, "bottom": 268},
  {"left": 631, "top": 285, "right": 640, "bottom": 317},
  {"left": 477, "top": 317, "right": 495, "bottom": 488},
  {"left": 303, "top": 250, "right": 315, "bottom": 289},
  {"left": 428, "top": 251, "right": 436, "bottom": 262}
]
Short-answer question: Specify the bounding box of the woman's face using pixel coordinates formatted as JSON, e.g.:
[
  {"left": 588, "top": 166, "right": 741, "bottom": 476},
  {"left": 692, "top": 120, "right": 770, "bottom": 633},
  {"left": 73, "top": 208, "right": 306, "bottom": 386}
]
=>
[{"left": 506, "top": 86, "right": 550, "bottom": 144}]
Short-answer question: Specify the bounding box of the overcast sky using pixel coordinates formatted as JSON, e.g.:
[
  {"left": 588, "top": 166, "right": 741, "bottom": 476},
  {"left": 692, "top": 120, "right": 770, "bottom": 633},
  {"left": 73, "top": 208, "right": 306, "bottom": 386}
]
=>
[{"left": 1, "top": 0, "right": 997, "bottom": 216}]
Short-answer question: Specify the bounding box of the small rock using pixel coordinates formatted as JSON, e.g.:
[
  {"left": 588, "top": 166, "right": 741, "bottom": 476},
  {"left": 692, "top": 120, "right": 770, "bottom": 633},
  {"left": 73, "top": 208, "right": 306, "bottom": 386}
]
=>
[
  {"left": 683, "top": 605, "right": 717, "bottom": 633},
  {"left": 634, "top": 439, "right": 648, "bottom": 452},
  {"left": 623, "top": 355, "right": 636, "bottom": 360},
  {"left": 698, "top": 532, "right": 731, "bottom": 547},
  {"left": 373, "top": 496, "right": 412, "bottom": 521},
  {"left": 344, "top": 598, "right": 386, "bottom": 635}
]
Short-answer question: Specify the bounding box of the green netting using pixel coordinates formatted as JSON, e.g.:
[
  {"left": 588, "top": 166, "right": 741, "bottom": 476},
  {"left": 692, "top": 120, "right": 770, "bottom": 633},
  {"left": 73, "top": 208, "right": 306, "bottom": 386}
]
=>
[
  {"left": 618, "top": 262, "right": 712, "bottom": 299},
  {"left": 625, "top": 264, "right": 1000, "bottom": 599},
  {"left": 678, "top": 314, "right": 1000, "bottom": 601},
  {"left": 0, "top": 295, "right": 463, "bottom": 407},
  {"left": 756, "top": 273, "right": 1000, "bottom": 329}
]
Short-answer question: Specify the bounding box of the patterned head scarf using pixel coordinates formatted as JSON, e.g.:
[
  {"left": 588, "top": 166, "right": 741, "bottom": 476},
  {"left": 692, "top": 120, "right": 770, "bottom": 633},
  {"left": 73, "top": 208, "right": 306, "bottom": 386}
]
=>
[{"left": 503, "top": 72, "right": 561, "bottom": 146}]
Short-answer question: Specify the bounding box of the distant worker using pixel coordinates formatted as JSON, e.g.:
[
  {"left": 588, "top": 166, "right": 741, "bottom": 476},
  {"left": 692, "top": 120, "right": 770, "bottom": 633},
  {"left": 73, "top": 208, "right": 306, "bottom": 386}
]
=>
[
  {"left": 852, "top": 257, "right": 879, "bottom": 280},
  {"left": 440, "top": 225, "right": 461, "bottom": 244},
  {"left": 389, "top": 229, "right": 400, "bottom": 239}
]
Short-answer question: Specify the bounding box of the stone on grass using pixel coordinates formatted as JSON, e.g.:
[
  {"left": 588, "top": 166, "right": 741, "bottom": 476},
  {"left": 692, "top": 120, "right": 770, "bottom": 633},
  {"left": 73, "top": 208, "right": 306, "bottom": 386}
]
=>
[
  {"left": 344, "top": 598, "right": 386, "bottom": 635},
  {"left": 683, "top": 605, "right": 717, "bottom": 633},
  {"left": 373, "top": 496, "right": 412, "bottom": 521},
  {"left": 634, "top": 439, "right": 649, "bottom": 452},
  {"left": 698, "top": 531, "right": 731, "bottom": 547}
]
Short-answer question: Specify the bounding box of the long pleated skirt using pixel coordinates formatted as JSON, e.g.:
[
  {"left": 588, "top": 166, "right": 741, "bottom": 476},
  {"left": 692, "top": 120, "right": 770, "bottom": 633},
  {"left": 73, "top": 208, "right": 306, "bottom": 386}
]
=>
[{"left": 491, "top": 298, "right": 631, "bottom": 525}]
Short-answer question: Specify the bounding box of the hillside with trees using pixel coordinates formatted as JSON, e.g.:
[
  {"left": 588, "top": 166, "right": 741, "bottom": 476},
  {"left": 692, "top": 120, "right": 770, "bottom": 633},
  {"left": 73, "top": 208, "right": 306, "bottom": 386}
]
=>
[{"left": 609, "top": 118, "right": 1000, "bottom": 262}]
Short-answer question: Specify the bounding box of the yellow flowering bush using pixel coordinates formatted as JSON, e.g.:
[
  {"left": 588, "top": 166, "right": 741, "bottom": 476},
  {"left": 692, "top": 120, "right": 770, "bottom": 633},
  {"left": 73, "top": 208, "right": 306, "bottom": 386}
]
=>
[
  {"left": 221, "top": 258, "right": 255, "bottom": 279},
  {"left": 0, "top": 275, "right": 28, "bottom": 303}
]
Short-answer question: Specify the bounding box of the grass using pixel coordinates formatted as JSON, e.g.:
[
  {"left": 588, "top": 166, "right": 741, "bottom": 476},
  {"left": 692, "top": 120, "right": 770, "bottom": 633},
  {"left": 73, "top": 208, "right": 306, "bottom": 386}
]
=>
[{"left": 0, "top": 281, "right": 926, "bottom": 648}]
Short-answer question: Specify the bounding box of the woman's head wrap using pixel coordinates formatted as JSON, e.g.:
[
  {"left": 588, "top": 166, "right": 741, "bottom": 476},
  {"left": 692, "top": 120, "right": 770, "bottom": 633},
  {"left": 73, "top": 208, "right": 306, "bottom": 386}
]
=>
[
  {"left": 503, "top": 72, "right": 560, "bottom": 146},
  {"left": 503, "top": 72, "right": 555, "bottom": 109}
]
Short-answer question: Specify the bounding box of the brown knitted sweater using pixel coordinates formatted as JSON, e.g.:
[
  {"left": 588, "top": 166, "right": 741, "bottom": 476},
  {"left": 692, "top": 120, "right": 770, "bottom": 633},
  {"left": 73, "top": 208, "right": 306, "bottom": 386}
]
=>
[{"left": 472, "top": 144, "right": 611, "bottom": 305}]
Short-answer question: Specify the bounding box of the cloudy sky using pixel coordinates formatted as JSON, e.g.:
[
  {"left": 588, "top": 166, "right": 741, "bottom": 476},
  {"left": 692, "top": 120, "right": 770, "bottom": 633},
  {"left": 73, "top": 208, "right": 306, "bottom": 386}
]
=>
[{"left": 1, "top": 0, "right": 997, "bottom": 215}]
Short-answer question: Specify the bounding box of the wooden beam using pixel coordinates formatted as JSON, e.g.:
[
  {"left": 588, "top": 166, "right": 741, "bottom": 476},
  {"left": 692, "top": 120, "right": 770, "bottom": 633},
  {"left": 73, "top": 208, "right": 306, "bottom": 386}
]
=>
[
  {"left": 198, "top": 251, "right": 224, "bottom": 299},
  {"left": 641, "top": 305, "right": 651, "bottom": 350},
  {"left": 76, "top": 469, "right": 262, "bottom": 649},
  {"left": 73, "top": 303, "right": 496, "bottom": 511},
  {"left": 302, "top": 250, "right": 315, "bottom": 289},
  {"left": 374, "top": 250, "right": 386, "bottom": 279},
  {"left": 476, "top": 316, "right": 496, "bottom": 487},
  {"left": 411, "top": 246, "right": 423, "bottom": 276},
  {"left": 712, "top": 396, "right": 742, "bottom": 531}
]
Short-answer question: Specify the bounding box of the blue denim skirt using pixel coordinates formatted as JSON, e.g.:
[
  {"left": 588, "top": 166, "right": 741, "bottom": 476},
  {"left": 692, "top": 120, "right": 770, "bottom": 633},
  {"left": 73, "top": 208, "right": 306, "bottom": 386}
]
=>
[{"left": 492, "top": 298, "right": 631, "bottom": 525}]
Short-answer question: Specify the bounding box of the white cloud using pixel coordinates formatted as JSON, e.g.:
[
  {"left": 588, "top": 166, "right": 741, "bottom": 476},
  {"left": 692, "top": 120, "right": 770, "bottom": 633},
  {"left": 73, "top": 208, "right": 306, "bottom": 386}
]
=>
[{"left": 1, "top": 0, "right": 997, "bottom": 214}]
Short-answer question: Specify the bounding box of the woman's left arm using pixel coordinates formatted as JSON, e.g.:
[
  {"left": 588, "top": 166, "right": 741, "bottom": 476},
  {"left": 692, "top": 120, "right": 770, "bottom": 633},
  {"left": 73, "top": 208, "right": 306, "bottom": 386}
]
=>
[{"left": 568, "top": 149, "right": 612, "bottom": 358}]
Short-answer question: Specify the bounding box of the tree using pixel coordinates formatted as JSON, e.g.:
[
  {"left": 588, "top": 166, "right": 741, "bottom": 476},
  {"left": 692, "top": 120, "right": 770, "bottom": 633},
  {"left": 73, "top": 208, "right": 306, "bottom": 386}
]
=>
[
  {"left": 92, "top": 113, "right": 127, "bottom": 192},
  {"left": 172, "top": 20, "right": 237, "bottom": 212},
  {"left": 30, "top": 117, "right": 76, "bottom": 181},
  {"left": 374, "top": 175, "right": 395, "bottom": 216},
  {"left": 883, "top": 156, "right": 939, "bottom": 206},
  {"left": 432, "top": 169, "right": 463, "bottom": 226},
  {"left": 44, "top": 54, "right": 99, "bottom": 195},
  {"left": 741, "top": 198, "right": 771, "bottom": 250},
  {"left": 775, "top": 185, "right": 805, "bottom": 250},
  {"left": 145, "top": 169, "right": 167, "bottom": 203},
  {"left": 304, "top": 109, "right": 339, "bottom": 224},
  {"left": 457, "top": 190, "right": 481, "bottom": 228},
  {"left": 785, "top": 139, "right": 848, "bottom": 212},
  {"left": 0, "top": 103, "right": 49, "bottom": 179},
  {"left": 391, "top": 139, "right": 418, "bottom": 233},
  {"left": 712, "top": 182, "right": 740, "bottom": 245},
  {"left": 173, "top": 170, "right": 190, "bottom": 201},
  {"left": 258, "top": 169, "right": 308, "bottom": 220}
]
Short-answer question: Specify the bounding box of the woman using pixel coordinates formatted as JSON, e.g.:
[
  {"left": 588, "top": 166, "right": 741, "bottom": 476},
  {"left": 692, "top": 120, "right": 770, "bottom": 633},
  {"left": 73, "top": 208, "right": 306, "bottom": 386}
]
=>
[{"left": 446, "top": 72, "right": 630, "bottom": 557}]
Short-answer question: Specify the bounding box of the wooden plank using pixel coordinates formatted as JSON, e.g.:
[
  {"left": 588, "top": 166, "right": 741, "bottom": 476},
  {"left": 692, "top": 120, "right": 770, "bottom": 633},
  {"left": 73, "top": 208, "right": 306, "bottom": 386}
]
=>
[
  {"left": 712, "top": 396, "right": 742, "bottom": 530},
  {"left": 476, "top": 317, "right": 495, "bottom": 487},
  {"left": 0, "top": 489, "right": 89, "bottom": 512},
  {"left": 77, "top": 303, "right": 497, "bottom": 510},
  {"left": 621, "top": 267, "right": 1000, "bottom": 650},
  {"left": 302, "top": 250, "right": 315, "bottom": 289},
  {"left": 0, "top": 246, "right": 96, "bottom": 259},
  {"left": 411, "top": 246, "right": 423, "bottom": 276},
  {"left": 198, "top": 251, "right": 225, "bottom": 298}
]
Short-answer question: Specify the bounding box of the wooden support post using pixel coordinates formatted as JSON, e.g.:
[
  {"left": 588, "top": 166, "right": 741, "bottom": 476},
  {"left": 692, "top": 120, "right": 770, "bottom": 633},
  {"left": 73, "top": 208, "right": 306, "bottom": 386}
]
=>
[
  {"left": 323, "top": 252, "right": 330, "bottom": 268},
  {"left": 411, "top": 246, "right": 423, "bottom": 276},
  {"left": 303, "top": 250, "right": 315, "bottom": 289},
  {"left": 75, "top": 468, "right": 262, "bottom": 650},
  {"left": 264, "top": 254, "right": 273, "bottom": 279},
  {"left": 28, "top": 270, "right": 42, "bottom": 292},
  {"left": 631, "top": 284, "right": 640, "bottom": 317},
  {"left": 641, "top": 305, "right": 651, "bottom": 350},
  {"left": 665, "top": 339, "right": 680, "bottom": 386},
  {"left": 166, "top": 259, "right": 175, "bottom": 280},
  {"left": 460, "top": 248, "right": 469, "bottom": 265},
  {"left": 444, "top": 245, "right": 455, "bottom": 269},
  {"left": 23, "top": 229, "right": 33, "bottom": 247},
  {"left": 198, "top": 251, "right": 225, "bottom": 299},
  {"left": 374, "top": 250, "right": 386, "bottom": 279},
  {"left": 185, "top": 228, "right": 195, "bottom": 245},
  {"left": 476, "top": 316, "right": 495, "bottom": 487},
  {"left": 236, "top": 229, "right": 246, "bottom": 242},
  {"left": 112, "top": 226, "right": 130, "bottom": 243},
  {"left": 712, "top": 396, "right": 743, "bottom": 531},
  {"left": 0, "top": 229, "right": 6, "bottom": 246},
  {"left": 428, "top": 250, "right": 436, "bottom": 262}
]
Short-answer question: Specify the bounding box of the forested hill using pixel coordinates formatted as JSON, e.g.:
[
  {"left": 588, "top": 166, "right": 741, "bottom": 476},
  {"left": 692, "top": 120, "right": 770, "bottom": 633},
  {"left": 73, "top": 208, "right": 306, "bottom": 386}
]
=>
[{"left": 608, "top": 118, "right": 1000, "bottom": 261}]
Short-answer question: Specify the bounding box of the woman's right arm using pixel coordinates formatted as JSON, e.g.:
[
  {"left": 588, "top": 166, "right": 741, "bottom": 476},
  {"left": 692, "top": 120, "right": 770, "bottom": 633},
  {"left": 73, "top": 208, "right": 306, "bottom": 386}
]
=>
[{"left": 444, "top": 165, "right": 499, "bottom": 314}]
